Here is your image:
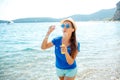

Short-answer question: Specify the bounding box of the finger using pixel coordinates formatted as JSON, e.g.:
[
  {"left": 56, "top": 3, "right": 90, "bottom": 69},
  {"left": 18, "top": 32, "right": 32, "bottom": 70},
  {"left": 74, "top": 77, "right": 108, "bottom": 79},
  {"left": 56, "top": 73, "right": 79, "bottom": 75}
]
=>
[
  {"left": 61, "top": 47, "right": 66, "bottom": 51},
  {"left": 60, "top": 45, "right": 66, "bottom": 48},
  {"left": 52, "top": 25, "right": 55, "bottom": 30},
  {"left": 50, "top": 25, "right": 55, "bottom": 28}
]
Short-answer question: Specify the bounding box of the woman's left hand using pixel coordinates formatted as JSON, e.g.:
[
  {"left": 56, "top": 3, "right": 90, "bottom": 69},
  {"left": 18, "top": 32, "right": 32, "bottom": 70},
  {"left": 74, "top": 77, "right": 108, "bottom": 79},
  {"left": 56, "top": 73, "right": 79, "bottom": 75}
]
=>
[{"left": 60, "top": 44, "right": 67, "bottom": 54}]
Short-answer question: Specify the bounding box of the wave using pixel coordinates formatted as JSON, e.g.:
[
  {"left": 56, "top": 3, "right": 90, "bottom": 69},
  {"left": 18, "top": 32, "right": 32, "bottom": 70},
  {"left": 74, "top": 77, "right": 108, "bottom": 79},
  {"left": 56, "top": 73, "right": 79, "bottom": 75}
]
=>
[
  {"left": 21, "top": 48, "right": 40, "bottom": 52},
  {"left": 1, "top": 47, "right": 53, "bottom": 54},
  {"left": 0, "top": 48, "right": 41, "bottom": 53},
  {"left": 0, "top": 40, "right": 30, "bottom": 44},
  {"left": 20, "top": 47, "right": 53, "bottom": 53}
]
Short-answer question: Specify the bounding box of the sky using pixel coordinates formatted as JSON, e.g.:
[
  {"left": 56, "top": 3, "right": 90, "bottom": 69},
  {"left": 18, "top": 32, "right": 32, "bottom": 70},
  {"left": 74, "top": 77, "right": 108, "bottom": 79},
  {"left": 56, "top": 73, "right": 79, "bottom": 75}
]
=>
[{"left": 0, "top": 0, "right": 120, "bottom": 20}]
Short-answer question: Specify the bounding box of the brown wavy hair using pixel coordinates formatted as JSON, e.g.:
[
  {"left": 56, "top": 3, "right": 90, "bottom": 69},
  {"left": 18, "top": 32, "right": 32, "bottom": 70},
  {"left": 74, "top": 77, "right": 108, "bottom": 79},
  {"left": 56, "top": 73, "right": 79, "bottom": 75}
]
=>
[{"left": 68, "top": 21, "right": 77, "bottom": 59}]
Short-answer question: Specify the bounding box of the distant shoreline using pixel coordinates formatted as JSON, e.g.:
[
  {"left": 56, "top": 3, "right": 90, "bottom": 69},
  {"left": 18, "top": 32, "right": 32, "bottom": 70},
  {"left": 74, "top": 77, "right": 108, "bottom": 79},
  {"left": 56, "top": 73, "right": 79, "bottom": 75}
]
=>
[{"left": 1, "top": 8, "right": 119, "bottom": 23}]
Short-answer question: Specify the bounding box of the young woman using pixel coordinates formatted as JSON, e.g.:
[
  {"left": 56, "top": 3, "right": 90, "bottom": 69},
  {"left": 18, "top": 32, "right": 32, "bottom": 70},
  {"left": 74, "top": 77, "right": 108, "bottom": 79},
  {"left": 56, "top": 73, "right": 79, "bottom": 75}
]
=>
[{"left": 41, "top": 18, "right": 80, "bottom": 80}]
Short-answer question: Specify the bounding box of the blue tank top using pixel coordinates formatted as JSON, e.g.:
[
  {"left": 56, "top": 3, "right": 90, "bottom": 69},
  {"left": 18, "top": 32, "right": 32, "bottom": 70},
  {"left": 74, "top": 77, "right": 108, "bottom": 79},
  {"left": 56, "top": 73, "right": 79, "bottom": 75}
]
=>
[{"left": 52, "top": 36, "right": 80, "bottom": 69}]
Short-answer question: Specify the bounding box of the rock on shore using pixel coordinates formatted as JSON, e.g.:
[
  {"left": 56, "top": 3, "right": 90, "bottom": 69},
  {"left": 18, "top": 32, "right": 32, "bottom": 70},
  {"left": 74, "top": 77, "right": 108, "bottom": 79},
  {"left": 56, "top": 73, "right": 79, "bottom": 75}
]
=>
[{"left": 113, "top": 1, "right": 120, "bottom": 20}]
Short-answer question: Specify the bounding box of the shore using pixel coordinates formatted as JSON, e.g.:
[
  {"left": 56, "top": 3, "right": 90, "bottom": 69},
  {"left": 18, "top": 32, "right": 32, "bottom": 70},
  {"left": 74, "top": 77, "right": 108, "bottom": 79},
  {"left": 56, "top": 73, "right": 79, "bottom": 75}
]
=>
[
  {"left": 77, "top": 66, "right": 120, "bottom": 80},
  {"left": 76, "top": 49, "right": 120, "bottom": 80}
]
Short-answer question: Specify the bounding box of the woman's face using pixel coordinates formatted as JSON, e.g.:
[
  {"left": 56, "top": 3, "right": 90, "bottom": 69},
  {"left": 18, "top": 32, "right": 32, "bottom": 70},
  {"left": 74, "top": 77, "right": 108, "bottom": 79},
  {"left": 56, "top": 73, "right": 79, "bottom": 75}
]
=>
[{"left": 62, "top": 21, "right": 75, "bottom": 35}]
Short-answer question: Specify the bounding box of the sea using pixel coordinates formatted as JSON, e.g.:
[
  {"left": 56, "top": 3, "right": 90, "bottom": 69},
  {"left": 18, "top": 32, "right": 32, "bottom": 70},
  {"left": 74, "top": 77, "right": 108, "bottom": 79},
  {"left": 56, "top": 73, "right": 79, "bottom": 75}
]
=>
[{"left": 0, "top": 21, "right": 120, "bottom": 80}]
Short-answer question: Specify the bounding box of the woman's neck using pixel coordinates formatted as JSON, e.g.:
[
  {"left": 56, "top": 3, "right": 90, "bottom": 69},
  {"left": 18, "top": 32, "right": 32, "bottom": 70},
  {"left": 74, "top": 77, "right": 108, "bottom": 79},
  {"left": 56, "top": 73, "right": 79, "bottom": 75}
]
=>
[{"left": 62, "top": 36, "right": 71, "bottom": 46}]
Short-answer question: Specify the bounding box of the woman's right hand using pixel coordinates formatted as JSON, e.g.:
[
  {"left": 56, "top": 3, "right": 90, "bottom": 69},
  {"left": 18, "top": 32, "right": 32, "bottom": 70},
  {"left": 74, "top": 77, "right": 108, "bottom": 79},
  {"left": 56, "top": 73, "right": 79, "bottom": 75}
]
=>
[{"left": 47, "top": 25, "right": 55, "bottom": 34}]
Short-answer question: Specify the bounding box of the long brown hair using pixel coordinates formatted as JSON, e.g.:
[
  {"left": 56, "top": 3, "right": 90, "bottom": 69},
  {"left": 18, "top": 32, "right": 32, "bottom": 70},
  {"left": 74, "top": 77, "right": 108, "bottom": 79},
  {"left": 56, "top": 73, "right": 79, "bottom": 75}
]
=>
[{"left": 69, "top": 21, "right": 77, "bottom": 59}]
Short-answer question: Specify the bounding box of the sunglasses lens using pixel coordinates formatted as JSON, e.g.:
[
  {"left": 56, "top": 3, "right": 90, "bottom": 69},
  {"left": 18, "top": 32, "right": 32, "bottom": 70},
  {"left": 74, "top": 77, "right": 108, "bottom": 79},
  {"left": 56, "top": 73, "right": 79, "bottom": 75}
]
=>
[
  {"left": 66, "top": 24, "right": 70, "bottom": 28},
  {"left": 61, "top": 24, "right": 65, "bottom": 28},
  {"left": 61, "top": 24, "right": 70, "bottom": 28}
]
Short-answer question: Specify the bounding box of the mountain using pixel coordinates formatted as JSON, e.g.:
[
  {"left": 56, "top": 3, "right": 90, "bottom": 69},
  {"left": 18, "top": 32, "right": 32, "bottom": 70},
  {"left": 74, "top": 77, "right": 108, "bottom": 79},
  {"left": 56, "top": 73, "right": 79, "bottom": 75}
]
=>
[
  {"left": 113, "top": 1, "right": 120, "bottom": 21},
  {"left": 12, "top": 8, "right": 115, "bottom": 22},
  {"left": 12, "top": 17, "right": 60, "bottom": 23},
  {"left": 70, "top": 8, "right": 116, "bottom": 21},
  {"left": 0, "top": 20, "right": 11, "bottom": 23},
  {"left": 0, "top": 8, "right": 116, "bottom": 23}
]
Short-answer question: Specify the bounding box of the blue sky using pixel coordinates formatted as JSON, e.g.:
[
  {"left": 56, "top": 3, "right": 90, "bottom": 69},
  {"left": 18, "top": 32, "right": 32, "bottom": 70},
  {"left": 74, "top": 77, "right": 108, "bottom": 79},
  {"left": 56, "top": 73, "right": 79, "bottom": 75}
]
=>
[{"left": 0, "top": 0, "right": 120, "bottom": 20}]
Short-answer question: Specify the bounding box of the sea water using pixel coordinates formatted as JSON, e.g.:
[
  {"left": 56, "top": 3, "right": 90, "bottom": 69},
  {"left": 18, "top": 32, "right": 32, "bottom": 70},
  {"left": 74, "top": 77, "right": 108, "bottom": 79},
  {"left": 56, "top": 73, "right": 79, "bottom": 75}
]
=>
[{"left": 0, "top": 22, "right": 120, "bottom": 80}]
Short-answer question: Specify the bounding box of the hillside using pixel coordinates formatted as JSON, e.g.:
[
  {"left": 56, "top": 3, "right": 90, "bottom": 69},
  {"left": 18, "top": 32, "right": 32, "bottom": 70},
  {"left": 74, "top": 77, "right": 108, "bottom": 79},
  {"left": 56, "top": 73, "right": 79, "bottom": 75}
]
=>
[
  {"left": 0, "top": 20, "right": 11, "bottom": 23},
  {"left": 113, "top": 1, "right": 120, "bottom": 21},
  {"left": 0, "top": 8, "right": 116, "bottom": 23},
  {"left": 12, "top": 17, "right": 60, "bottom": 23},
  {"left": 70, "top": 8, "right": 116, "bottom": 21}
]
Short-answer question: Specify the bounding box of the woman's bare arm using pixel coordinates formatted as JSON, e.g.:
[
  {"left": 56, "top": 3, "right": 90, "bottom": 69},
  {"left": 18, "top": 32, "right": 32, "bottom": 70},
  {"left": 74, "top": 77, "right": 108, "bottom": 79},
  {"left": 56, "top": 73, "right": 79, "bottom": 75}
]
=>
[{"left": 41, "top": 25, "right": 55, "bottom": 50}]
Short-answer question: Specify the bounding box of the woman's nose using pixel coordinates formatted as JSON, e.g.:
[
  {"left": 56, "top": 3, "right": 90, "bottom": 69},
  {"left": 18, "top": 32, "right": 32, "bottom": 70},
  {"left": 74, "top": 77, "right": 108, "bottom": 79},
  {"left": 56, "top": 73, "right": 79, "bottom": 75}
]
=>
[
  {"left": 62, "top": 26, "right": 67, "bottom": 32},
  {"left": 63, "top": 27, "right": 67, "bottom": 30}
]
